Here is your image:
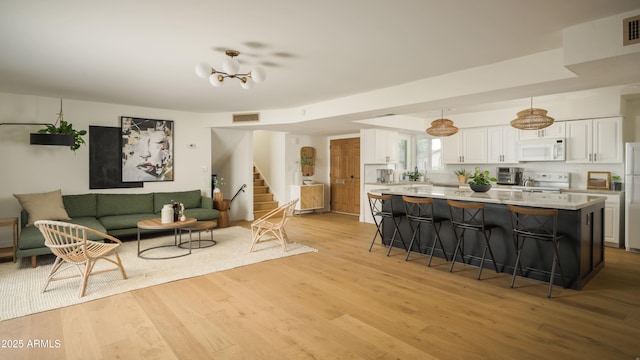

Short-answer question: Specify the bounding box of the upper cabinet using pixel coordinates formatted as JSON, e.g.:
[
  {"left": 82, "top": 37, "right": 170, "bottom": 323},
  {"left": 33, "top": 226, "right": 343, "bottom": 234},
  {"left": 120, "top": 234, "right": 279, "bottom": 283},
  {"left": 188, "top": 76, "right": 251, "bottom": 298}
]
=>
[
  {"left": 487, "top": 125, "right": 519, "bottom": 163},
  {"left": 565, "top": 117, "right": 623, "bottom": 164},
  {"left": 517, "top": 122, "right": 565, "bottom": 140},
  {"left": 362, "top": 129, "right": 398, "bottom": 163},
  {"left": 442, "top": 127, "right": 488, "bottom": 164}
]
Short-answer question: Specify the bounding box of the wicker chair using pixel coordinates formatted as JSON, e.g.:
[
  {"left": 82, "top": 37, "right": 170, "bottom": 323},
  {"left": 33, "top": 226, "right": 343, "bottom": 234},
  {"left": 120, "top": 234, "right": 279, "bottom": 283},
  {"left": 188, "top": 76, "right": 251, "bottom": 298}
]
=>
[
  {"left": 35, "top": 220, "right": 128, "bottom": 298},
  {"left": 249, "top": 198, "right": 299, "bottom": 252}
]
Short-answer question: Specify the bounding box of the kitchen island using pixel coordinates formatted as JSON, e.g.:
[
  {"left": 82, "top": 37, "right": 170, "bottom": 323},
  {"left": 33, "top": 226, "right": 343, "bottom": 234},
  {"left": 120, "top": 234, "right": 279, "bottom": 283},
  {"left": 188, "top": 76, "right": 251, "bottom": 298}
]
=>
[{"left": 371, "top": 186, "right": 606, "bottom": 290}]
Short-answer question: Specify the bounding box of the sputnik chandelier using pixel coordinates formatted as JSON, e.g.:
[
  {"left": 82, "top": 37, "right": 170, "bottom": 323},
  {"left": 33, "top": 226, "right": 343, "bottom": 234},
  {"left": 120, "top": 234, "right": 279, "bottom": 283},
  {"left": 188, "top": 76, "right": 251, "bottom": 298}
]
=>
[
  {"left": 195, "top": 50, "right": 266, "bottom": 89},
  {"left": 510, "top": 97, "right": 554, "bottom": 130}
]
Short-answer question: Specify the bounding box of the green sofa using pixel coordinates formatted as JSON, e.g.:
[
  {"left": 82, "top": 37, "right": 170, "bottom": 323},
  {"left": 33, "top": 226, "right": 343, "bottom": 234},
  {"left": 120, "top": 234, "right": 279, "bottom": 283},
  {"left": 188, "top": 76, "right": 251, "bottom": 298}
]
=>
[{"left": 17, "top": 189, "right": 220, "bottom": 267}]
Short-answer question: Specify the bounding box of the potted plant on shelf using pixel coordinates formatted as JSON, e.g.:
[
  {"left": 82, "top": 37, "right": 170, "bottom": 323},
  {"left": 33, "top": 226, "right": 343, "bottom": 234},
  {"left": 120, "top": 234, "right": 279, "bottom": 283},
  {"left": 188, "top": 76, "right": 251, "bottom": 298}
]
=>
[
  {"left": 32, "top": 98, "right": 86, "bottom": 151},
  {"left": 454, "top": 169, "right": 469, "bottom": 185},
  {"left": 35, "top": 119, "right": 86, "bottom": 151},
  {"left": 611, "top": 175, "right": 622, "bottom": 191},
  {"left": 467, "top": 167, "right": 497, "bottom": 192}
]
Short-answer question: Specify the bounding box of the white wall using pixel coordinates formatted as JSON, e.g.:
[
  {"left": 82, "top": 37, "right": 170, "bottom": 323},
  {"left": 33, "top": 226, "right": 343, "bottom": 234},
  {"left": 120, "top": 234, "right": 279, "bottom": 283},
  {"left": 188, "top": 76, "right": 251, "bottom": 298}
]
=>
[
  {"left": 0, "top": 92, "right": 212, "bottom": 246},
  {"left": 624, "top": 97, "right": 640, "bottom": 142},
  {"left": 212, "top": 128, "right": 254, "bottom": 222}
]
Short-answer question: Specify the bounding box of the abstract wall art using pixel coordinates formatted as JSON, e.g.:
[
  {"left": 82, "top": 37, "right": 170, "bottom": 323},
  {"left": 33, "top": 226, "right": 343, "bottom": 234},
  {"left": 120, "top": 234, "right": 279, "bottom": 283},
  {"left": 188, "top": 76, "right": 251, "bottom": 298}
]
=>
[{"left": 121, "top": 117, "right": 174, "bottom": 182}]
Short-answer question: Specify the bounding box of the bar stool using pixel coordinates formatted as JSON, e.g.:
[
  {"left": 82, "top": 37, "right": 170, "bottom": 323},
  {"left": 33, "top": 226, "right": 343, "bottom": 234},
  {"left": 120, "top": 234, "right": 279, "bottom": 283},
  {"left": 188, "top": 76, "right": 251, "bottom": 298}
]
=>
[
  {"left": 402, "top": 196, "right": 448, "bottom": 266},
  {"left": 447, "top": 199, "right": 500, "bottom": 279},
  {"left": 367, "top": 193, "right": 407, "bottom": 256},
  {"left": 507, "top": 205, "right": 566, "bottom": 298}
]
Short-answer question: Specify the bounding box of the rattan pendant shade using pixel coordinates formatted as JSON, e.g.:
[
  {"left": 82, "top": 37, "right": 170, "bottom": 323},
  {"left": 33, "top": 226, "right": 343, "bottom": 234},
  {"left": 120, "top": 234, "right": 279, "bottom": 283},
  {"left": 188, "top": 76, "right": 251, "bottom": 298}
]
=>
[
  {"left": 510, "top": 98, "right": 554, "bottom": 130},
  {"left": 426, "top": 110, "right": 458, "bottom": 137}
]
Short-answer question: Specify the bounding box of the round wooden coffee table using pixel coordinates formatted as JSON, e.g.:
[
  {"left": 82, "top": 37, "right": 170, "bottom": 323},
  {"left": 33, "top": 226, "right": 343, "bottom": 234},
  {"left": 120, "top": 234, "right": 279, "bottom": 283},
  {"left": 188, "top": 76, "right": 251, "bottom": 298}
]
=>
[
  {"left": 178, "top": 221, "right": 217, "bottom": 249},
  {"left": 137, "top": 217, "right": 197, "bottom": 259}
]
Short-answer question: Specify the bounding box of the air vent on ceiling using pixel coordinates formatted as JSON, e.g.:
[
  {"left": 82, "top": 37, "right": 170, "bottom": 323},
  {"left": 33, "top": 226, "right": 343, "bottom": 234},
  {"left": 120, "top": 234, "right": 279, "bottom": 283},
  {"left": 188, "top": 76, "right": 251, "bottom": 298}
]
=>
[
  {"left": 232, "top": 112, "right": 260, "bottom": 122},
  {"left": 623, "top": 15, "right": 640, "bottom": 46}
]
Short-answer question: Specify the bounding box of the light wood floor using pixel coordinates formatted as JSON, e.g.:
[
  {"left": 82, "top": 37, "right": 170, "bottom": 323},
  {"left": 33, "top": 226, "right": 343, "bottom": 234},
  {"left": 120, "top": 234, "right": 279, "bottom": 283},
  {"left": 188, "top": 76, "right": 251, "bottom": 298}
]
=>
[{"left": 1, "top": 212, "right": 640, "bottom": 359}]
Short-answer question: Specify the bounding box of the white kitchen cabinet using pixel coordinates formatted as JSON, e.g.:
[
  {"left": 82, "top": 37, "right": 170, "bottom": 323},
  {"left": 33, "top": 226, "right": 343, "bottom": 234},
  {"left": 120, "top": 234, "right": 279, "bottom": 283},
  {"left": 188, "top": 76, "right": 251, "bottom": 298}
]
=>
[
  {"left": 442, "top": 128, "right": 488, "bottom": 164},
  {"left": 564, "top": 191, "right": 624, "bottom": 247},
  {"left": 362, "top": 183, "right": 396, "bottom": 223},
  {"left": 517, "top": 122, "right": 565, "bottom": 140},
  {"left": 565, "top": 117, "right": 622, "bottom": 164},
  {"left": 291, "top": 184, "right": 324, "bottom": 214},
  {"left": 362, "top": 129, "right": 398, "bottom": 164},
  {"left": 487, "top": 125, "right": 519, "bottom": 163}
]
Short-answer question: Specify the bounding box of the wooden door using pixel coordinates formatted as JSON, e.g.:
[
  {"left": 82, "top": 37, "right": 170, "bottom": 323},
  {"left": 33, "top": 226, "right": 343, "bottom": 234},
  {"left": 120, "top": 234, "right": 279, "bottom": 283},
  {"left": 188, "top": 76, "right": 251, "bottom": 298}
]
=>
[{"left": 330, "top": 138, "right": 360, "bottom": 214}]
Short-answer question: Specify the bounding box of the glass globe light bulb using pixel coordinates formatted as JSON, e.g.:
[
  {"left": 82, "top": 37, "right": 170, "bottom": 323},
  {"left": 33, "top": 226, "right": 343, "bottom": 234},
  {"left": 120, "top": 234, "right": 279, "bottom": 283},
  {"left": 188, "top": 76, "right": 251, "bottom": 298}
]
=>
[
  {"left": 222, "top": 58, "right": 240, "bottom": 75},
  {"left": 251, "top": 67, "right": 266, "bottom": 82},
  {"left": 240, "top": 77, "right": 254, "bottom": 90},
  {"left": 195, "top": 62, "right": 212, "bottom": 79},
  {"left": 209, "top": 74, "right": 224, "bottom": 87}
]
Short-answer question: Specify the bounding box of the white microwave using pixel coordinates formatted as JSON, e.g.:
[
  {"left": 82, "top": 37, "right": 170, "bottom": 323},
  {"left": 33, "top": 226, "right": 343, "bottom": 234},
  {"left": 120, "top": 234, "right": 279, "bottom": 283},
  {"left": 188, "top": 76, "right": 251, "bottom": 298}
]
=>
[{"left": 517, "top": 138, "right": 566, "bottom": 162}]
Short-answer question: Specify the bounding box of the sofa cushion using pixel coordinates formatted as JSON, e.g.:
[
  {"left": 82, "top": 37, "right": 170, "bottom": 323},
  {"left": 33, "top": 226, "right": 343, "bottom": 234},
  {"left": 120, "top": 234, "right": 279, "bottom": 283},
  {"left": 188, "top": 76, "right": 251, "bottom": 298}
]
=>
[
  {"left": 63, "top": 193, "right": 97, "bottom": 218},
  {"left": 154, "top": 190, "right": 202, "bottom": 213},
  {"left": 13, "top": 189, "right": 71, "bottom": 226},
  {"left": 18, "top": 217, "right": 107, "bottom": 250},
  {"left": 183, "top": 208, "right": 219, "bottom": 221},
  {"left": 97, "top": 193, "right": 154, "bottom": 218},
  {"left": 99, "top": 213, "right": 157, "bottom": 231}
]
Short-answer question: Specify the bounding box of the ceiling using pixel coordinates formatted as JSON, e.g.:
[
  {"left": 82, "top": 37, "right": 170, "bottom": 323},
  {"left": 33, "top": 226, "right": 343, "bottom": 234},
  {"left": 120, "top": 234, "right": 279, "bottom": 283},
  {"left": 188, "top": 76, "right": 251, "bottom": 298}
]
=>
[{"left": 1, "top": 0, "right": 640, "bottom": 135}]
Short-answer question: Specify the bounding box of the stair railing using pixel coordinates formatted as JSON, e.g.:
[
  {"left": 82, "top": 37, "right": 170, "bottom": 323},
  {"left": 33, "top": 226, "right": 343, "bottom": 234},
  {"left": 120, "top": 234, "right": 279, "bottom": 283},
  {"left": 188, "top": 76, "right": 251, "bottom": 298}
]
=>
[{"left": 228, "top": 184, "right": 247, "bottom": 209}]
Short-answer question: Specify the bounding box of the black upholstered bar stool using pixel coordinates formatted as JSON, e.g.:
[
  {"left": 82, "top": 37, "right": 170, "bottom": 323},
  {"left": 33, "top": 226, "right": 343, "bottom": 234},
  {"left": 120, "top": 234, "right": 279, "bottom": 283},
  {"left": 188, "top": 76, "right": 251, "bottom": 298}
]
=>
[
  {"left": 507, "top": 204, "right": 567, "bottom": 298},
  {"left": 402, "top": 196, "right": 448, "bottom": 266},
  {"left": 367, "top": 193, "right": 407, "bottom": 256},
  {"left": 447, "top": 199, "right": 500, "bottom": 279}
]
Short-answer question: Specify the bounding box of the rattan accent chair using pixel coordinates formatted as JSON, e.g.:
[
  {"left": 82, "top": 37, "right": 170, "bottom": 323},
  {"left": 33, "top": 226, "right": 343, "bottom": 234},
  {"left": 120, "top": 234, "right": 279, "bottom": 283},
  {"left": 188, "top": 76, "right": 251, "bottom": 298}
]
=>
[
  {"left": 34, "top": 220, "right": 128, "bottom": 298},
  {"left": 249, "top": 198, "right": 299, "bottom": 252}
]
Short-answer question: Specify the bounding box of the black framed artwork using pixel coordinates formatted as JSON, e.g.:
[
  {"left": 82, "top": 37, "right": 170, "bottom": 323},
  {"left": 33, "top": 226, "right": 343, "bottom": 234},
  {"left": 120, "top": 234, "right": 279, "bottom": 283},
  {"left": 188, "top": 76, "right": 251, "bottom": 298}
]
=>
[
  {"left": 89, "top": 126, "right": 143, "bottom": 189},
  {"left": 121, "top": 117, "right": 174, "bottom": 182}
]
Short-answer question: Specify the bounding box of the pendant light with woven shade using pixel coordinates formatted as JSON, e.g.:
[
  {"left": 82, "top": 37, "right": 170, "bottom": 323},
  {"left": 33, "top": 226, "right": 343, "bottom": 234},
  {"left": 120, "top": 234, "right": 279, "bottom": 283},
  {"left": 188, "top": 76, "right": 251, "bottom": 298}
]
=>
[
  {"left": 426, "top": 109, "right": 458, "bottom": 137},
  {"left": 510, "top": 97, "right": 554, "bottom": 130}
]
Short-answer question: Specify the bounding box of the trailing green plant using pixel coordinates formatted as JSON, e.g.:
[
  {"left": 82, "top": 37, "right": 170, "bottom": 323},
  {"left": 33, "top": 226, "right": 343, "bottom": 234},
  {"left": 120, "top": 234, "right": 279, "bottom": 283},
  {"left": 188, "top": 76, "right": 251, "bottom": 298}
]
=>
[
  {"left": 300, "top": 153, "right": 314, "bottom": 166},
  {"left": 467, "top": 167, "right": 497, "bottom": 185},
  {"left": 37, "top": 119, "right": 87, "bottom": 151}
]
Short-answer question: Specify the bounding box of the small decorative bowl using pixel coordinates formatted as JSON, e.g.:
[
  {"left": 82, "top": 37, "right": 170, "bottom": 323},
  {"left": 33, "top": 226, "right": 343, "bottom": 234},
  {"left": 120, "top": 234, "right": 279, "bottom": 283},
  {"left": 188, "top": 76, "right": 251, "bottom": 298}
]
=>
[{"left": 470, "top": 184, "right": 492, "bottom": 192}]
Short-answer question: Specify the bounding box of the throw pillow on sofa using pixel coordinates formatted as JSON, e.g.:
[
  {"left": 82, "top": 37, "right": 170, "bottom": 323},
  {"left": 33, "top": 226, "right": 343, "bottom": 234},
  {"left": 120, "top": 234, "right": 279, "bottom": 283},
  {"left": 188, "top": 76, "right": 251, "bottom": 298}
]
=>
[{"left": 13, "top": 189, "right": 71, "bottom": 226}]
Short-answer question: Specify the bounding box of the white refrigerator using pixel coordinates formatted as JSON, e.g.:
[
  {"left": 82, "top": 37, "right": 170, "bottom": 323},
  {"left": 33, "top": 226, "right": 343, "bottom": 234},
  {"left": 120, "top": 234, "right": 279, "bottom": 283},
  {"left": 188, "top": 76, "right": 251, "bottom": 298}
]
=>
[{"left": 625, "top": 142, "right": 640, "bottom": 252}]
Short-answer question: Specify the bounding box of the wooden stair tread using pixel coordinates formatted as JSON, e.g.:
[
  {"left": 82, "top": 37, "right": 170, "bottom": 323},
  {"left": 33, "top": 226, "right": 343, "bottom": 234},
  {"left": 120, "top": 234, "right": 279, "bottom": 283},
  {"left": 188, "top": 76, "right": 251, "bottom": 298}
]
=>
[{"left": 253, "top": 166, "right": 278, "bottom": 218}]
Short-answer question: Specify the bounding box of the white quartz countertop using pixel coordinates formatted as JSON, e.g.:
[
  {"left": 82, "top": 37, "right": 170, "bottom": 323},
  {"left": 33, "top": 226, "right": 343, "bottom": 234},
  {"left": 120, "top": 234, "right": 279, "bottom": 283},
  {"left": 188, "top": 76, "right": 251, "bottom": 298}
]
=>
[{"left": 368, "top": 185, "right": 606, "bottom": 210}]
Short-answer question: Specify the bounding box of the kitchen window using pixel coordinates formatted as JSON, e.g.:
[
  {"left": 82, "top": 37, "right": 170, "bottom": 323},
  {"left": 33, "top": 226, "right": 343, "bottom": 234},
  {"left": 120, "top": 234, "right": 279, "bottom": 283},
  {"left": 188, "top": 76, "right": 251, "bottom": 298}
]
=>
[
  {"left": 397, "top": 136, "right": 408, "bottom": 171},
  {"left": 415, "top": 136, "right": 443, "bottom": 171}
]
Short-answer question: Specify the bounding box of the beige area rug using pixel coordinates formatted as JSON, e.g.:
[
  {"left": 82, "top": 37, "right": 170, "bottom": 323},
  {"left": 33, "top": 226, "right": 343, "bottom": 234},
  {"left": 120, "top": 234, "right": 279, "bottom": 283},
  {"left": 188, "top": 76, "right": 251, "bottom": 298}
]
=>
[{"left": 0, "top": 226, "right": 317, "bottom": 321}]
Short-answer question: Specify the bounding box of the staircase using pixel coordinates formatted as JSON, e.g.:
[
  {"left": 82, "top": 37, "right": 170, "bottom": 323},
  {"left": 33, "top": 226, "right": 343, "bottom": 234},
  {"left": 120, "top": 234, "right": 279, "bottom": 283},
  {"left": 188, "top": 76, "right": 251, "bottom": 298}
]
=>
[{"left": 253, "top": 166, "right": 279, "bottom": 219}]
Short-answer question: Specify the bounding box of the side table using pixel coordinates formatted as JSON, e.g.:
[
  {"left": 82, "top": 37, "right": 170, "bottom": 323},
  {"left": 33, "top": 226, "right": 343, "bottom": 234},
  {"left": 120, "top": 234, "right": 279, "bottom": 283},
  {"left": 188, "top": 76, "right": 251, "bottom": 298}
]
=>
[
  {"left": 178, "top": 221, "right": 217, "bottom": 249},
  {"left": 0, "top": 217, "right": 18, "bottom": 263},
  {"left": 137, "top": 217, "right": 197, "bottom": 259},
  {"left": 214, "top": 199, "right": 230, "bottom": 228}
]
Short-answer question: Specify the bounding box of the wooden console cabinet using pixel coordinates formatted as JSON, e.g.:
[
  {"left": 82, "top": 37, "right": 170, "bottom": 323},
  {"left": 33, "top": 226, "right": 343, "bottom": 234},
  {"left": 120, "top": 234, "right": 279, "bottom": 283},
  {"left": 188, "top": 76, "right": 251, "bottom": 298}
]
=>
[{"left": 291, "top": 184, "right": 324, "bottom": 215}]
